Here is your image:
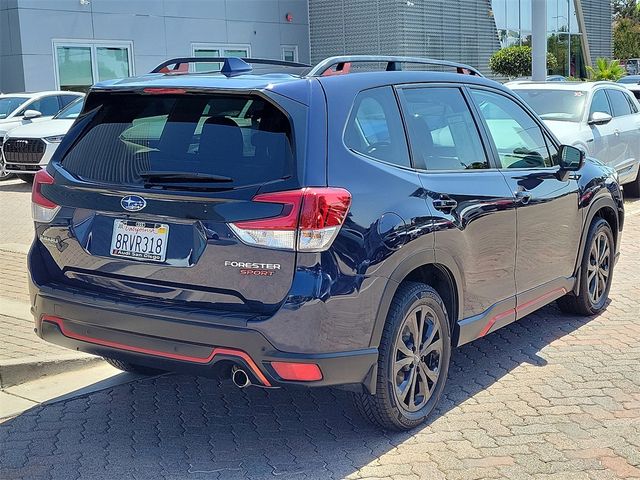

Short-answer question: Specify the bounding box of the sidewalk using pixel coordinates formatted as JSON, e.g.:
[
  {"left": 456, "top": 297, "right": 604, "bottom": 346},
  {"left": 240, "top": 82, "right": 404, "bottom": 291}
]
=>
[{"left": 0, "top": 249, "right": 100, "bottom": 388}]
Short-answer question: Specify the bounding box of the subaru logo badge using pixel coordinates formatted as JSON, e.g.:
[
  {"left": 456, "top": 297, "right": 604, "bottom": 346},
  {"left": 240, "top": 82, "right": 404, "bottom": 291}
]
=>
[{"left": 121, "top": 195, "right": 146, "bottom": 212}]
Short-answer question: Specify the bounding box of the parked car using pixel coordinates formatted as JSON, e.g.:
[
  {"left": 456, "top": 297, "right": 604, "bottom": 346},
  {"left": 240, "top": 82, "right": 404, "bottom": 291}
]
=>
[
  {"left": 509, "top": 81, "right": 640, "bottom": 196},
  {"left": 29, "top": 56, "right": 623, "bottom": 431},
  {"left": 2, "top": 97, "right": 84, "bottom": 183},
  {"left": 618, "top": 75, "right": 640, "bottom": 84},
  {"left": 0, "top": 91, "right": 83, "bottom": 133},
  {"left": 0, "top": 91, "right": 83, "bottom": 181},
  {"left": 624, "top": 83, "right": 640, "bottom": 101}
]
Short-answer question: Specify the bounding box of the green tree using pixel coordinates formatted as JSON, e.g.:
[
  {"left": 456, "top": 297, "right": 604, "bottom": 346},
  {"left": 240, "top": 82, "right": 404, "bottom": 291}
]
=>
[
  {"left": 488, "top": 45, "right": 558, "bottom": 78},
  {"left": 614, "top": 17, "right": 640, "bottom": 59},
  {"left": 586, "top": 58, "right": 626, "bottom": 80},
  {"left": 613, "top": 0, "right": 640, "bottom": 19}
]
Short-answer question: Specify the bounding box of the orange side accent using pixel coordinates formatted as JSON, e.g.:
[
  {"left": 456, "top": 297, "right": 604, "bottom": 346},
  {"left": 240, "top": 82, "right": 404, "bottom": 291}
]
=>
[{"left": 42, "top": 315, "right": 271, "bottom": 386}]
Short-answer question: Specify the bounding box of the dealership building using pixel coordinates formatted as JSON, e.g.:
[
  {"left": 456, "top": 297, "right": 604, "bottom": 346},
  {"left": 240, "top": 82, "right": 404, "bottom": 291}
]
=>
[{"left": 0, "top": 0, "right": 612, "bottom": 93}]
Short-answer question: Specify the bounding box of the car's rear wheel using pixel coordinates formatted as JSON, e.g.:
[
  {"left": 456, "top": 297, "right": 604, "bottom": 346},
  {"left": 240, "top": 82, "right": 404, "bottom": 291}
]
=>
[
  {"left": 557, "top": 217, "right": 614, "bottom": 315},
  {"left": 16, "top": 174, "right": 34, "bottom": 184},
  {"left": 103, "top": 357, "right": 166, "bottom": 376},
  {"left": 354, "top": 282, "right": 451, "bottom": 431}
]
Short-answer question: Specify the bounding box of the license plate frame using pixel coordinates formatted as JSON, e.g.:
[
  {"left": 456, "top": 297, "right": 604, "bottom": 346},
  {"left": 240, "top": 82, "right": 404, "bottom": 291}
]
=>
[{"left": 110, "top": 219, "right": 169, "bottom": 263}]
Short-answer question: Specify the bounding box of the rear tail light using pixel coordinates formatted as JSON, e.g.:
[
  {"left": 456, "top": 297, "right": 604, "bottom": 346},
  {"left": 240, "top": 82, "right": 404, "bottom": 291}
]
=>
[
  {"left": 229, "top": 187, "right": 351, "bottom": 252},
  {"left": 32, "top": 169, "right": 60, "bottom": 223}
]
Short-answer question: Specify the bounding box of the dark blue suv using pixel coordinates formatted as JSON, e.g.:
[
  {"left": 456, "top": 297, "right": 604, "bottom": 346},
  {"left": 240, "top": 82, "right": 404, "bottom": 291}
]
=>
[{"left": 29, "top": 56, "right": 624, "bottom": 430}]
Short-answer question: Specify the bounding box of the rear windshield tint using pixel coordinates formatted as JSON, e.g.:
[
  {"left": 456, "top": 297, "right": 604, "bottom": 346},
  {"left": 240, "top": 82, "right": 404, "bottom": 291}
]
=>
[{"left": 61, "top": 92, "right": 294, "bottom": 188}]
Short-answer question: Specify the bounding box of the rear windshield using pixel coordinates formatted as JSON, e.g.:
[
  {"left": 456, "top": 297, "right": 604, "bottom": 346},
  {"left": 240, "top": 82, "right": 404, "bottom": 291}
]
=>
[{"left": 61, "top": 92, "right": 294, "bottom": 188}]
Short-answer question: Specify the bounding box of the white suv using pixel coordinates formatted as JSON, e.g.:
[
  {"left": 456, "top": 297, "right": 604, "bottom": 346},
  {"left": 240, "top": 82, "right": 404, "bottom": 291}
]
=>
[
  {"left": 508, "top": 81, "right": 640, "bottom": 196},
  {"left": 0, "top": 91, "right": 83, "bottom": 180},
  {"left": 2, "top": 97, "right": 84, "bottom": 182}
]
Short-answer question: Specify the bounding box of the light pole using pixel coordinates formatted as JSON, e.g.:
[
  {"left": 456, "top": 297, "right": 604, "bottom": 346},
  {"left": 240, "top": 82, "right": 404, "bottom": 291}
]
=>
[{"left": 532, "top": 0, "right": 547, "bottom": 81}]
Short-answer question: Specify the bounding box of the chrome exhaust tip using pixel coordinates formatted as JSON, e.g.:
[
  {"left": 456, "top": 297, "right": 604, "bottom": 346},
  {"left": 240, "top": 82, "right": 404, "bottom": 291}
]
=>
[{"left": 231, "top": 366, "right": 251, "bottom": 388}]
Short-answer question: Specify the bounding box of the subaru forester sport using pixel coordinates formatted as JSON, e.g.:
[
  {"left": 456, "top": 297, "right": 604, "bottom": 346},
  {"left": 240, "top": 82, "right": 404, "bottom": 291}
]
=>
[{"left": 29, "top": 56, "right": 623, "bottom": 430}]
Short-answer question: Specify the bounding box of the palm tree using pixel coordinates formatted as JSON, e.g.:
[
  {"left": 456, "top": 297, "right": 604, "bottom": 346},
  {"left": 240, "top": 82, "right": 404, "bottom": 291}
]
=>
[{"left": 587, "top": 58, "right": 626, "bottom": 81}]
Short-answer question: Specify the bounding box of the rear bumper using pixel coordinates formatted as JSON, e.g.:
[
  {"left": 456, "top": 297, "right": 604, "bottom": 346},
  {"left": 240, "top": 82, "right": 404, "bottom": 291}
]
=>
[{"left": 31, "top": 283, "right": 378, "bottom": 391}]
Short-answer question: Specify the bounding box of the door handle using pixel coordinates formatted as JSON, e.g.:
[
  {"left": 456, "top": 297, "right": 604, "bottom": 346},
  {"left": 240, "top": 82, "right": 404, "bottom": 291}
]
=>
[
  {"left": 515, "top": 190, "right": 532, "bottom": 205},
  {"left": 432, "top": 198, "right": 458, "bottom": 213},
  {"left": 614, "top": 129, "right": 620, "bottom": 136}
]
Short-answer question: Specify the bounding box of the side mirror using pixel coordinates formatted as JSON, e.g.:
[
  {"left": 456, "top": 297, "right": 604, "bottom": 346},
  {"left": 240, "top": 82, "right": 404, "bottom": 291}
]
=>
[
  {"left": 23, "top": 109, "right": 42, "bottom": 120},
  {"left": 559, "top": 145, "right": 585, "bottom": 172},
  {"left": 588, "top": 111, "right": 612, "bottom": 125}
]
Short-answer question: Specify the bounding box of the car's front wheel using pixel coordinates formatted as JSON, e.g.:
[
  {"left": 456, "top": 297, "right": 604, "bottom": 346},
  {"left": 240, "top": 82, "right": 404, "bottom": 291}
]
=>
[
  {"left": 557, "top": 217, "right": 614, "bottom": 315},
  {"left": 354, "top": 282, "right": 451, "bottom": 431},
  {"left": 0, "top": 161, "right": 14, "bottom": 181}
]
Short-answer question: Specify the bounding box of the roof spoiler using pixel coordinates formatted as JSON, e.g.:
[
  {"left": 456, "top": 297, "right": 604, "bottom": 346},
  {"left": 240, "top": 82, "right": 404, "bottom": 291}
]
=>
[{"left": 151, "top": 57, "right": 311, "bottom": 76}]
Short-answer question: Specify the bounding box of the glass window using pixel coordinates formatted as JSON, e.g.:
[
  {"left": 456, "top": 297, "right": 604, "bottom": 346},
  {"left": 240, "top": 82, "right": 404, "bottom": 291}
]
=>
[
  {"left": 0, "top": 97, "right": 28, "bottom": 119},
  {"left": 96, "top": 47, "right": 131, "bottom": 81},
  {"left": 55, "top": 43, "right": 132, "bottom": 93},
  {"left": 471, "top": 89, "right": 555, "bottom": 169},
  {"left": 61, "top": 93, "right": 294, "bottom": 188},
  {"left": 400, "top": 87, "right": 488, "bottom": 171},
  {"left": 56, "top": 46, "right": 93, "bottom": 92},
  {"left": 193, "top": 46, "right": 249, "bottom": 73},
  {"left": 625, "top": 92, "right": 639, "bottom": 113},
  {"left": 607, "top": 89, "right": 633, "bottom": 117},
  {"left": 512, "top": 89, "right": 586, "bottom": 122},
  {"left": 282, "top": 46, "right": 298, "bottom": 62},
  {"left": 55, "top": 97, "right": 84, "bottom": 120},
  {"left": 590, "top": 90, "right": 611, "bottom": 116},
  {"left": 28, "top": 96, "right": 61, "bottom": 116},
  {"left": 60, "top": 95, "right": 81, "bottom": 107},
  {"left": 344, "top": 87, "right": 410, "bottom": 168}
]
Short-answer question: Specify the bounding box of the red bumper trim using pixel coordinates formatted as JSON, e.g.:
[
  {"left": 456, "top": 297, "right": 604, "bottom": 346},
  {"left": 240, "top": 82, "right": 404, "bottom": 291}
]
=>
[
  {"left": 41, "top": 315, "right": 271, "bottom": 387},
  {"left": 479, "top": 287, "right": 567, "bottom": 338}
]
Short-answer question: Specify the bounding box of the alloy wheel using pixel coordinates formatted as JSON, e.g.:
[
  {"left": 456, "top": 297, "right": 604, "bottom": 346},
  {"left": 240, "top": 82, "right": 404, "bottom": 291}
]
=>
[
  {"left": 587, "top": 231, "right": 610, "bottom": 305},
  {"left": 393, "top": 305, "right": 442, "bottom": 413}
]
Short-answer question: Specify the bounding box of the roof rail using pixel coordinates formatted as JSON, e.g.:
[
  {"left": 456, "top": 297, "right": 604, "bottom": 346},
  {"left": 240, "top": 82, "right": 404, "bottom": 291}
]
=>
[
  {"left": 307, "top": 55, "right": 483, "bottom": 77},
  {"left": 151, "top": 57, "right": 311, "bottom": 76}
]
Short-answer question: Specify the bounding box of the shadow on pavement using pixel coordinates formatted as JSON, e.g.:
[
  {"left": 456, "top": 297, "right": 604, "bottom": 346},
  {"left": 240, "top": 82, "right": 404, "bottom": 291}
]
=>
[
  {"left": 0, "top": 303, "right": 600, "bottom": 480},
  {"left": 0, "top": 180, "right": 31, "bottom": 193}
]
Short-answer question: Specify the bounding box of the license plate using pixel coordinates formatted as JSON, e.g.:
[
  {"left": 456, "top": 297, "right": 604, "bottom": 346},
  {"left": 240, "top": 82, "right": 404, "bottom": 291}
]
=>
[{"left": 110, "top": 219, "right": 169, "bottom": 262}]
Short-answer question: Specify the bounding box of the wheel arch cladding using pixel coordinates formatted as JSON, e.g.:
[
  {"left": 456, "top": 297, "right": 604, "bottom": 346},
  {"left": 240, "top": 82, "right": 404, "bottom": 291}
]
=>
[{"left": 370, "top": 256, "right": 461, "bottom": 350}]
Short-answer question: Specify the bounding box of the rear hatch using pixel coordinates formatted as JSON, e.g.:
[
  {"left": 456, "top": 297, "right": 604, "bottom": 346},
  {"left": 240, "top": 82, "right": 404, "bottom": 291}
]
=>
[{"left": 39, "top": 87, "right": 307, "bottom": 314}]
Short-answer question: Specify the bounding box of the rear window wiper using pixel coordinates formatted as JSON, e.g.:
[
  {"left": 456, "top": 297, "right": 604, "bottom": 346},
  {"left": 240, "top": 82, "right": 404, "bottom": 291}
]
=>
[{"left": 139, "top": 171, "right": 233, "bottom": 183}]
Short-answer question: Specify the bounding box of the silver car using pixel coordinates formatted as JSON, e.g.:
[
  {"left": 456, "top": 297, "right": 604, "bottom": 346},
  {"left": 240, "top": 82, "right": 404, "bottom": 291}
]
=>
[{"left": 509, "top": 81, "right": 640, "bottom": 196}]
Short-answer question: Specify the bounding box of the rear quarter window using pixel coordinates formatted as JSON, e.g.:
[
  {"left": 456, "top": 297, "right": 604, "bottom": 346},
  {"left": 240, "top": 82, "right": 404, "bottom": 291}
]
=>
[
  {"left": 344, "top": 87, "right": 411, "bottom": 168},
  {"left": 60, "top": 92, "right": 294, "bottom": 188}
]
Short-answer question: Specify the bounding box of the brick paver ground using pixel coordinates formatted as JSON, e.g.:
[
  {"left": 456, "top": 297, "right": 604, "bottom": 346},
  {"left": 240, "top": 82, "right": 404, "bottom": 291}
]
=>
[{"left": 0, "top": 185, "right": 640, "bottom": 479}]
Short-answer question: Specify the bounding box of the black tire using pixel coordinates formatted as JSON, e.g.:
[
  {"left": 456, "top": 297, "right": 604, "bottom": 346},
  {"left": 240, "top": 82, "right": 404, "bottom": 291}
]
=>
[
  {"left": 557, "top": 217, "right": 614, "bottom": 316},
  {"left": 16, "top": 174, "right": 34, "bottom": 184},
  {"left": 354, "top": 282, "right": 451, "bottom": 431},
  {"left": 103, "top": 357, "right": 166, "bottom": 375},
  {"left": 624, "top": 171, "right": 640, "bottom": 198}
]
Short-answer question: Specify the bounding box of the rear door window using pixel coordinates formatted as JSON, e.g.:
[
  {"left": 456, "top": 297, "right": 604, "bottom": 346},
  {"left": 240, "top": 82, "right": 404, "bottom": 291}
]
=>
[
  {"left": 344, "top": 87, "right": 411, "bottom": 168},
  {"left": 60, "top": 92, "right": 294, "bottom": 188}
]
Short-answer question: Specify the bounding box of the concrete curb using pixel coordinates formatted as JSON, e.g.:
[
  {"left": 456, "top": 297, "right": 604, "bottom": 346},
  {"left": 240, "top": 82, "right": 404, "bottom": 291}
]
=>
[
  {"left": 0, "top": 297, "right": 104, "bottom": 388},
  {"left": 0, "top": 355, "right": 104, "bottom": 389}
]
